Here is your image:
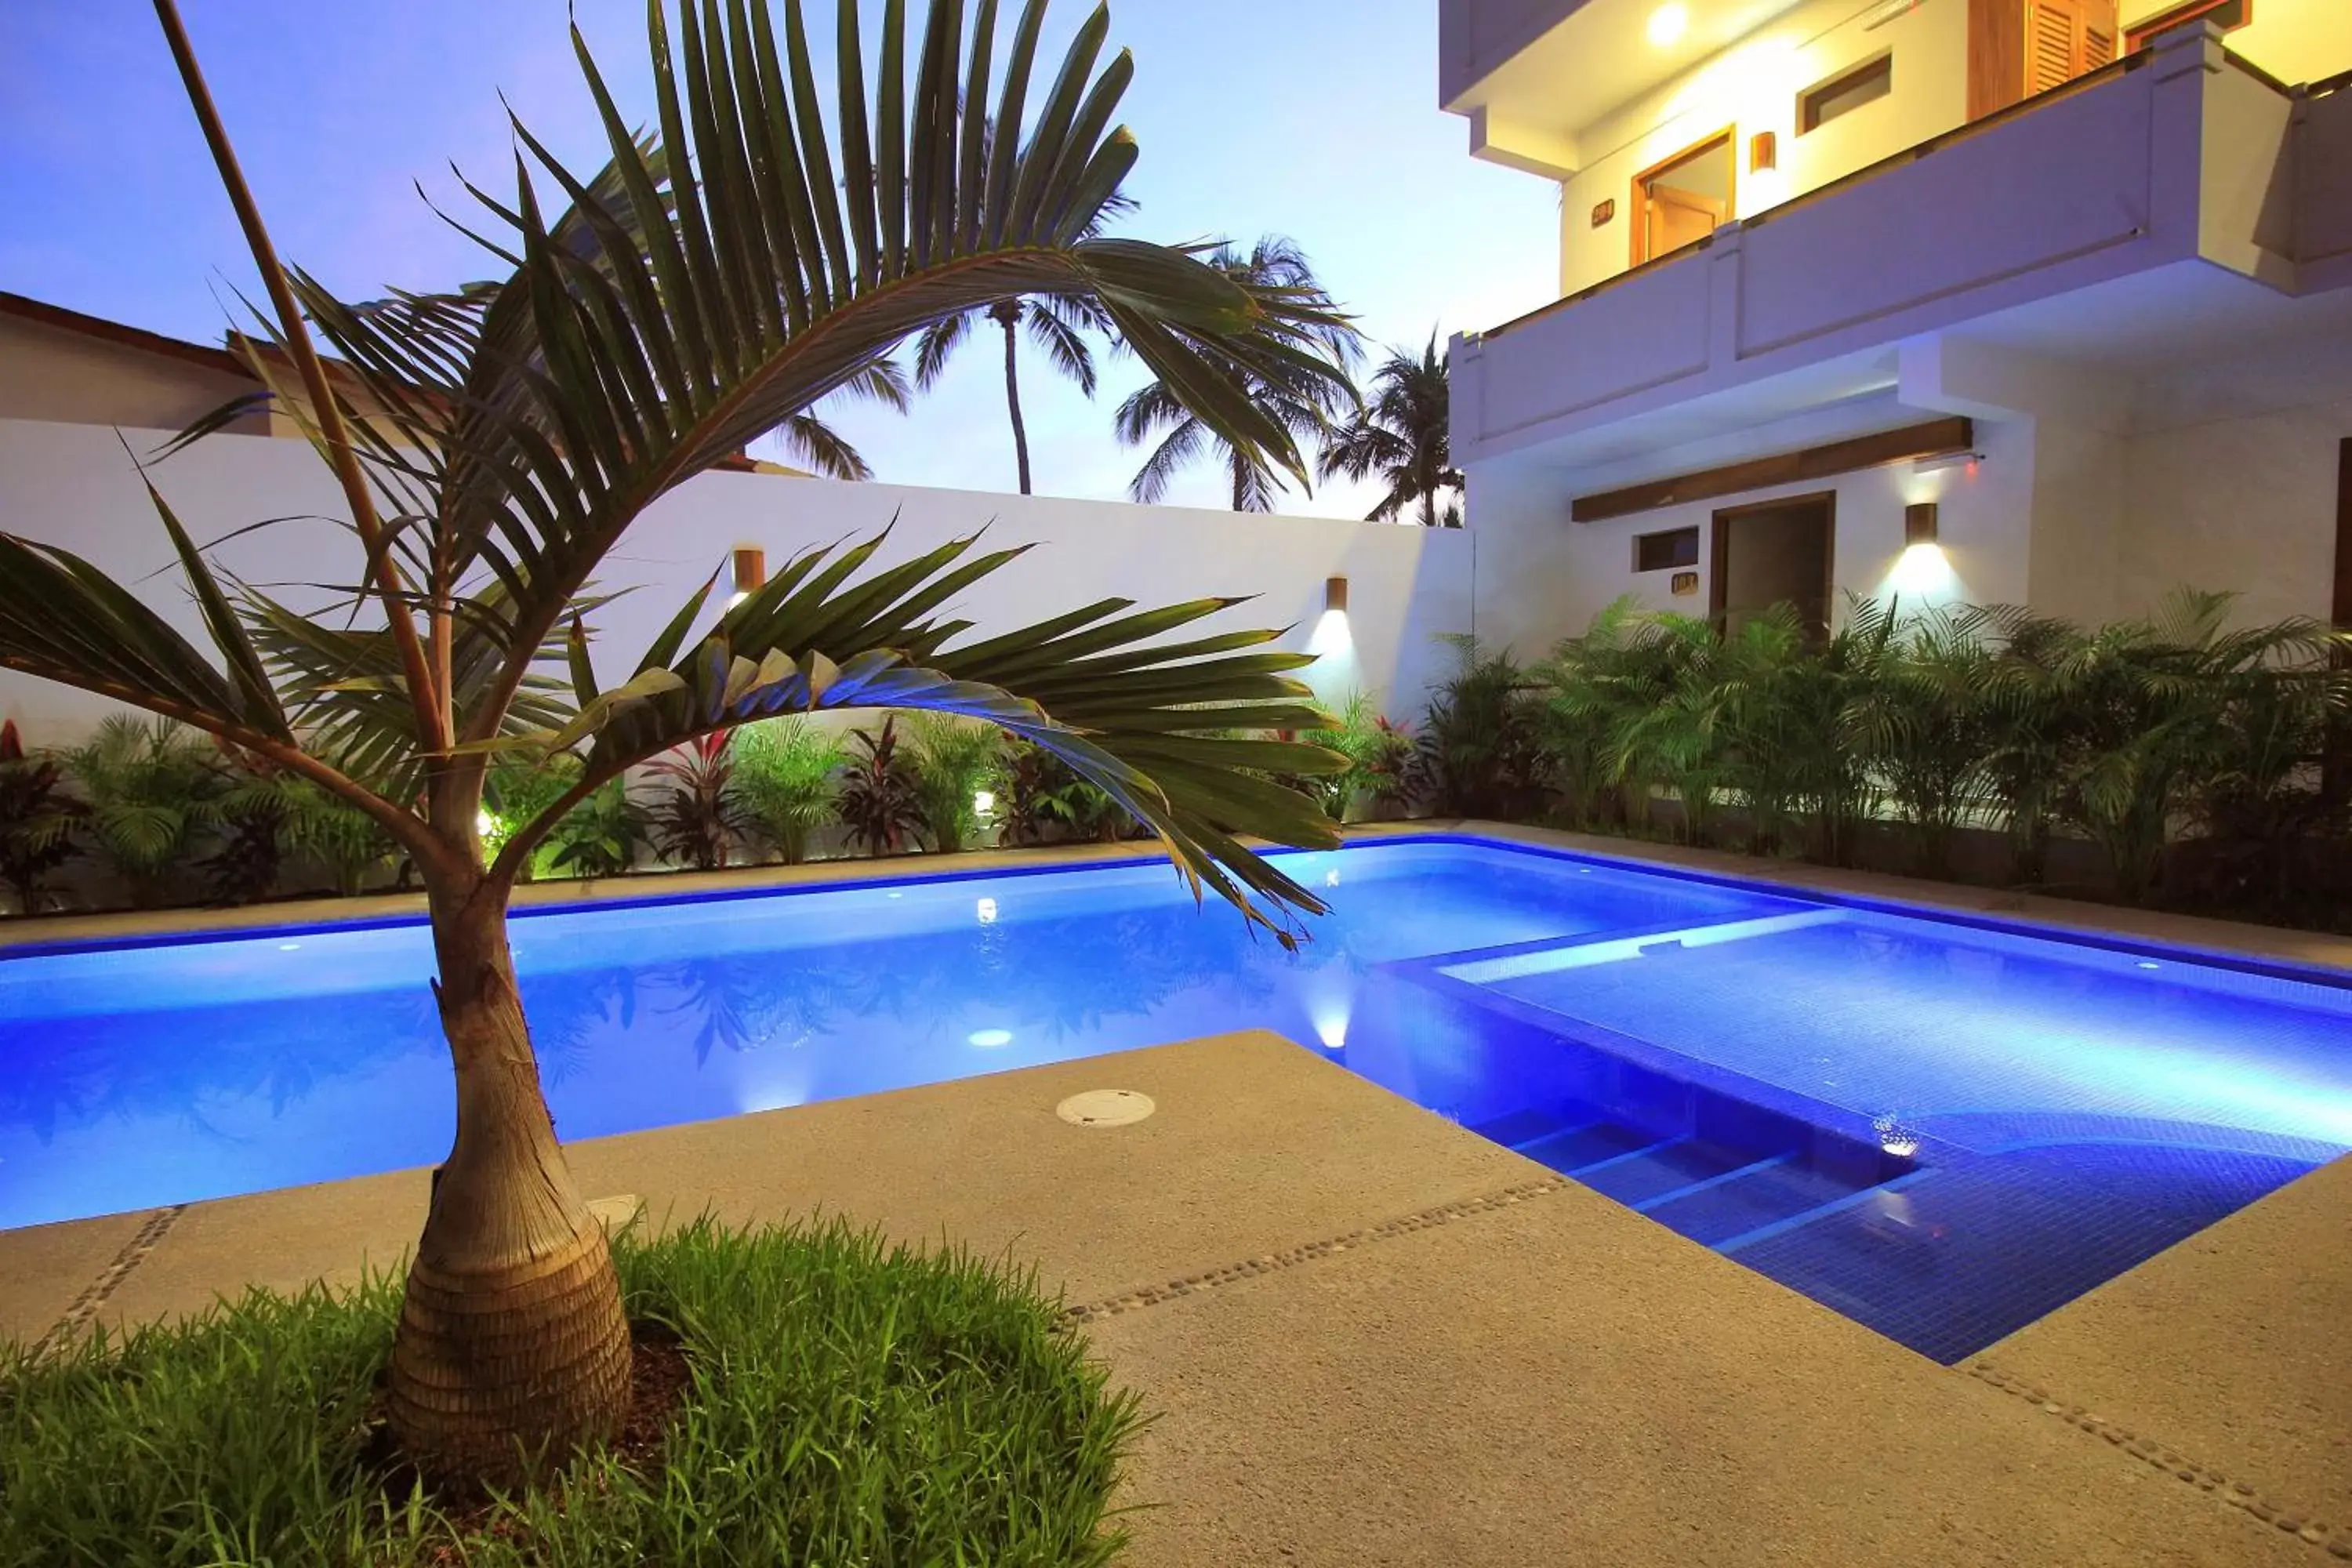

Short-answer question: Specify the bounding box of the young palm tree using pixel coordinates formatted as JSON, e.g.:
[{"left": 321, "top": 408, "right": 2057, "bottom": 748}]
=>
[
  {"left": 1114, "top": 236, "right": 1359, "bottom": 510},
  {"left": 1318, "top": 332, "right": 1461, "bottom": 527},
  {"left": 0, "top": 0, "right": 1347, "bottom": 1484}
]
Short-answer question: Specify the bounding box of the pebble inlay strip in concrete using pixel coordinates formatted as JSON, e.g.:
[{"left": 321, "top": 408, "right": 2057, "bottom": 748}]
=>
[
  {"left": 1969, "top": 1359, "right": 2350, "bottom": 1560},
  {"left": 33, "top": 1204, "right": 187, "bottom": 1359},
  {"left": 1059, "top": 1176, "right": 1574, "bottom": 1325}
]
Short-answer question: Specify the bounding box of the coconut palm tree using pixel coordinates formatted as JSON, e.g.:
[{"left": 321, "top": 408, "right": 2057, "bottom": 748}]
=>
[
  {"left": 767, "top": 360, "right": 910, "bottom": 479},
  {"left": 1319, "top": 332, "right": 1461, "bottom": 527},
  {"left": 0, "top": 0, "right": 1348, "bottom": 1485},
  {"left": 1113, "top": 236, "right": 1359, "bottom": 510},
  {"left": 914, "top": 292, "right": 1111, "bottom": 492},
  {"left": 909, "top": 143, "right": 1130, "bottom": 493}
]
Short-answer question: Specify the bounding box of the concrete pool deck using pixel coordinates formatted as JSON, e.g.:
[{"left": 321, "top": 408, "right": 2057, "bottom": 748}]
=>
[{"left": 2, "top": 826, "right": 2347, "bottom": 1563}]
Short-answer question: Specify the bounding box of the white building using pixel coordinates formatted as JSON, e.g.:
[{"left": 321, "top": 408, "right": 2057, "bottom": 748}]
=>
[{"left": 1442, "top": 0, "right": 2352, "bottom": 649}]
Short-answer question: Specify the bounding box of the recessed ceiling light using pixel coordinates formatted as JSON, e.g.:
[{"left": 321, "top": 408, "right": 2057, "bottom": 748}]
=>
[{"left": 1647, "top": 3, "right": 1689, "bottom": 46}]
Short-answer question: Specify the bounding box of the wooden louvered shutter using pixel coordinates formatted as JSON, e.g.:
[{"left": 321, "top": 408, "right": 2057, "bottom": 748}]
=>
[
  {"left": 2024, "top": 0, "right": 2120, "bottom": 94},
  {"left": 1971, "top": 0, "right": 2119, "bottom": 122},
  {"left": 2083, "top": 0, "right": 2118, "bottom": 69},
  {"left": 2027, "top": 0, "right": 2082, "bottom": 93}
]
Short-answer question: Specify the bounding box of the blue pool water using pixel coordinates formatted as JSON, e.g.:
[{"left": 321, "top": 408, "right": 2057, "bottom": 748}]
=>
[{"left": 5, "top": 836, "right": 2348, "bottom": 1361}]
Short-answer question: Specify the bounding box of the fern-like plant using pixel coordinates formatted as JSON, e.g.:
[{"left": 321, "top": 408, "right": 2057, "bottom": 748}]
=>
[
  {"left": 904, "top": 713, "right": 1006, "bottom": 852},
  {"left": 209, "top": 751, "right": 397, "bottom": 902},
  {"left": 60, "top": 716, "right": 225, "bottom": 907},
  {"left": 731, "top": 716, "right": 843, "bottom": 864}
]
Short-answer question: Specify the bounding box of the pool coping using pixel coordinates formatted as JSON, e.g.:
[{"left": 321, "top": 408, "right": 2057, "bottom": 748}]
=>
[{"left": 4, "top": 817, "right": 2347, "bottom": 986}]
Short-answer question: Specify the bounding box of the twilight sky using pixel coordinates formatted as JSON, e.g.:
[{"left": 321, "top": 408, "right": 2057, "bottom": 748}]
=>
[{"left": 0, "top": 1, "right": 1558, "bottom": 516}]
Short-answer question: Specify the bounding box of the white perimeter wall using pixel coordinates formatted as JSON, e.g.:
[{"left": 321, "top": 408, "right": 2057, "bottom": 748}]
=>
[{"left": 0, "top": 419, "right": 1475, "bottom": 744}]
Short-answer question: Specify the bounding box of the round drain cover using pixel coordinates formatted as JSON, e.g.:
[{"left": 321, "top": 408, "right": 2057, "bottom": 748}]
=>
[{"left": 1056, "top": 1089, "right": 1155, "bottom": 1128}]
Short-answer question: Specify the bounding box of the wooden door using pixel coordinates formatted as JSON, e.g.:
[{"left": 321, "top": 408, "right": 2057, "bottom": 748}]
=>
[
  {"left": 1711, "top": 494, "right": 1836, "bottom": 643},
  {"left": 1630, "top": 131, "right": 1733, "bottom": 267},
  {"left": 1646, "top": 186, "right": 1725, "bottom": 260}
]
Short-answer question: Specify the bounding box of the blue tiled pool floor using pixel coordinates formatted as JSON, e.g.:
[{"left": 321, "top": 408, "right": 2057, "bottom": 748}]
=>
[{"left": 1354, "top": 896, "right": 2351, "bottom": 1363}]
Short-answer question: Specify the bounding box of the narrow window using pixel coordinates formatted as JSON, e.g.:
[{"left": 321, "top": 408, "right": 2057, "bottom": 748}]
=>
[
  {"left": 1799, "top": 53, "right": 1893, "bottom": 134},
  {"left": 1634, "top": 526, "right": 1701, "bottom": 572},
  {"left": 2125, "top": 0, "right": 2249, "bottom": 53}
]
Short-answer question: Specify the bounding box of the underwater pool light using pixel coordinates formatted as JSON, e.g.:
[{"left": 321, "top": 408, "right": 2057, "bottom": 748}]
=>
[{"left": 967, "top": 1028, "right": 1014, "bottom": 1048}]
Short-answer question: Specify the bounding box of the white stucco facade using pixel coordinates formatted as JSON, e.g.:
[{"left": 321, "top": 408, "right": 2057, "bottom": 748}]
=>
[{"left": 1443, "top": 0, "right": 2352, "bottom": 657}]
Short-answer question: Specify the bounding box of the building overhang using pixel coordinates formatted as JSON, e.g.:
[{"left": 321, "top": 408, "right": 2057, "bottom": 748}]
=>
[{"left": 1441, "top": 0, "right": 1813, "bottom": 174}]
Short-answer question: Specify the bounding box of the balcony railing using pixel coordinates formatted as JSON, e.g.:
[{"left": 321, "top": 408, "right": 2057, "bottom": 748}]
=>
[{"left": 1452, "top": 25, "right": 2320, "bottom": 463}]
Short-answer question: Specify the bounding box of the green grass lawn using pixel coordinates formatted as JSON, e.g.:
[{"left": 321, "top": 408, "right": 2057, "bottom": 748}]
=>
[{"left": 0, "top": 1217, "right": 1144, "bottom": 1566}]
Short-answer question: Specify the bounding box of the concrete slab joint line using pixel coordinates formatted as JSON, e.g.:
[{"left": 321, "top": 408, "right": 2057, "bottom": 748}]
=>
[
  {"left": 1059, "top": 1177, "right": 1573, "bottom": 1324},
  {"left": 33, "top": 1203, "right": 186, "bottom": 1358},
  {"left": 1969, "top": 1359, "right": 2352, "bottom": 1560}
]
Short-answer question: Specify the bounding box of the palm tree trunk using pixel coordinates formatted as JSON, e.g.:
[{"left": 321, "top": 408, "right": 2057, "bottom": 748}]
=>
[
  {"left": 992, "top": 300, "right": 1033, "bottom": 495},
  {"left": 386, "top": 868, "right": 631, "bottom": 1483}
]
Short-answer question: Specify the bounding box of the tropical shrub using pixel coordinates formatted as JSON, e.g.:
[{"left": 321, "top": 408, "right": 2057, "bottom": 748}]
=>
[
  {"left": 1849, "top": 607, "right": 2002, "bottom": 878},
  {"left": 731, "top": 716, "right": 843, "bottom": 864},
  {"left": 483, "top": 755, "right": 588, "bottom": 879},
  {"left": 903, "top": 713, "right": 1006, "bottom": 853},
  {"left": 838, "top": 717, "right": 924, "bottom": 856},
  {"left": 1412, "top": 637, "right": 1546, "bottom": 820},
  {"left": 60, "top": 716, "right": 226, "bottom": 907},
  {"left": 1508, "top": 593, "right": 2350, "bottom": 922},
  {"left": 0, "top": 721, "right": 82, "bottom": 914},
  {"left": 543, "top": 777, "right": 645, "bottom": 880},
  {"left": 645, "top": 733, "right": 753, "bottom": 872},
  {"left": 209, "top": 750, "right": 401, "bottom": 901},
  {"left": 1282, "top": 692, "right": 1414, "bottom": 822}
]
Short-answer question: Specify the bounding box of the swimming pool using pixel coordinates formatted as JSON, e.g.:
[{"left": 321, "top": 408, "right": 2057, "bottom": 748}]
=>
[{"left": 5, "top": 834, "right": 2347, "bottom": 1360}]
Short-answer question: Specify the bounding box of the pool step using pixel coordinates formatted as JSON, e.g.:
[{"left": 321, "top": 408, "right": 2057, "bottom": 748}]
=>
[
  {"left": 1512, "top": 1119, "right": 1659, "bottom": 1175},
  {"left": 1644, "top": 1158, "right": 1884, "bottom": 1247},
  {"left": 1471, "top": 1102, "right": 1893, "bottom": 1246}
]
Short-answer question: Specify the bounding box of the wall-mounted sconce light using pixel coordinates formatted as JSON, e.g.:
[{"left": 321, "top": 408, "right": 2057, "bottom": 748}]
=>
[
  {"left": 730, "top": 546, "right": 765, "bottom": 608},
  {"left": 1891, "top": 502, "right": 1955, "bottom": 597},
  {"left": 1749, "top": 131, "right": 1777, "bottom": 173},
  {"left": 1308, "top": 575, "right": 1353, "bottom": 660}
]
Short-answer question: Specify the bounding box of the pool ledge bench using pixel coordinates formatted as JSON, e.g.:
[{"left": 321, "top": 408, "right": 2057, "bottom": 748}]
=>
[{"left": 4, "top": 1029, "right": 2341, "bottom": 1567}]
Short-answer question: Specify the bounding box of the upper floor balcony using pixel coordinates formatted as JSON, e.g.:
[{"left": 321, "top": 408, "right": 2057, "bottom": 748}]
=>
[{"left": 1449, "top": 18, "right": 2352, "bottom": 472}]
